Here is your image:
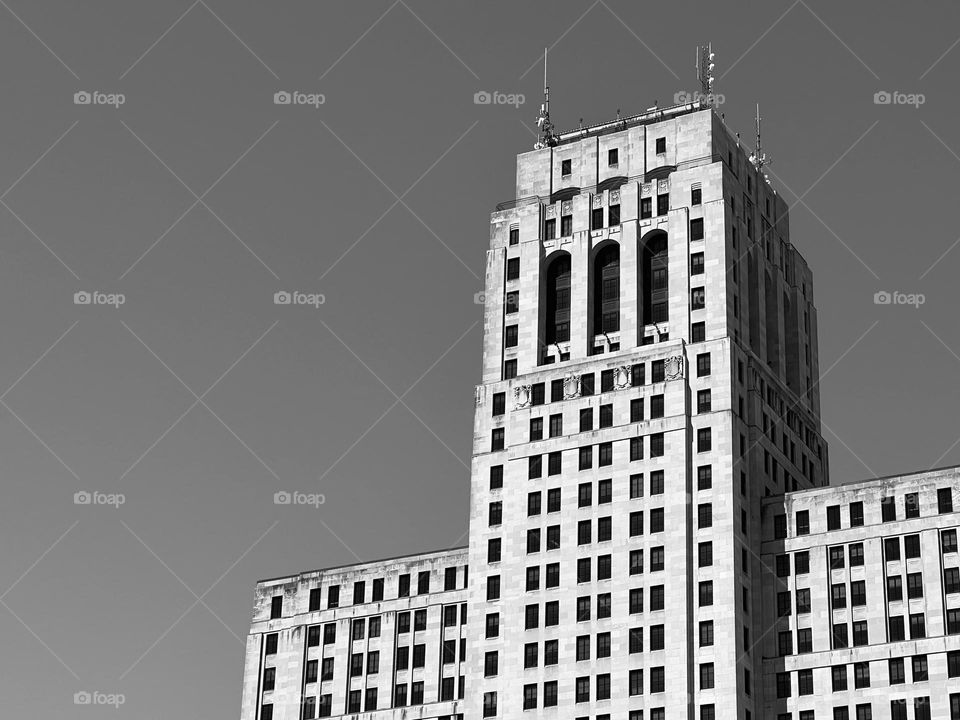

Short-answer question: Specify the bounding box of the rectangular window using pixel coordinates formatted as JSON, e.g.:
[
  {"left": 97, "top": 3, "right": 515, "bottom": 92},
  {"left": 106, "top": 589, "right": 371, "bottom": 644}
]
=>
[
  {"left": 640, "top": 197, "right": 652, "bottom": 219},
  {"left": 599, "top": 404, "right": 613, "bottom": 428},
  {"left": 691, "top": 321, "right": 705, "bottom": 343},
  {"left": 690, "top": 218, "right": 704, "bottom": 241},
  {"left": 592, "top": 207, "right": 604, "bottom": 230},
  {"left": 561, "top": 214, "right": 572, "bottom": 237},
  {"left": 696, "top": 353, "right": 711, "bottom": 376},
  {"left": 940, "top": 487, "right": 954, "bottom": 513},
  {"left": 889, "top": 657, "right": 905, "bottom": 684},
  {"left": 698, "top": 465, "right": 712, "bottom": 489},
  {"left": 697, "top": 428, "right": 711, "bottom": 452},
  {"left": 691, "top": 252, "right": 704, "bottom": 275},
  {"left": 827, "top": 505, "right": 841, "bottom": 530},
  {"left": 881, "top": 496, "right": 896, "bottom": 522},
  {"left": 507, "top": 257, "right": 520, "bottom": 280},
  {"left": 691, "top": 286, "right": 706, "bottom": 310},
  {"left": 657, "top": 193, "right": 669, "bottom": 216},
  {"left": 850, "top": 501, "right": 864, "bottom": 526}
]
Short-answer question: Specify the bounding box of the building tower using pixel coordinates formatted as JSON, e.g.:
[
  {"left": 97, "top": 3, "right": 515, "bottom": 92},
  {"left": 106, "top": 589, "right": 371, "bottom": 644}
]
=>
[{"left": 466, "top": 98, "right": 828, "bottom": 720}]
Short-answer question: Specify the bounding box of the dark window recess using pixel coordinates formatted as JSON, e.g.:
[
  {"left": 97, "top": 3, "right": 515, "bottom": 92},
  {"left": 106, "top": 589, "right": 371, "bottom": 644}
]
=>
[
  {"left": 690, "top": 218, "right": 704, "bottom": 241},
  {"left": 594, "top": 244, "right": 620, "bottom": 333},
  {"left": 545, "top": 254, "right": 571, "bottom": 344}
]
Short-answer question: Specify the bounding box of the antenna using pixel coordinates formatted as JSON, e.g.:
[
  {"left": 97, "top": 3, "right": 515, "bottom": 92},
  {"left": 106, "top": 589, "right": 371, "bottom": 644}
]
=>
[
  {"left": 749, "top": 103, "right": 771, "bottom": 172},
  {"left": 535, "top": 48, "right": 557, "bottom": 150},
  {"left": 696, "top": 43, "right": 716, "bottom": 105}
]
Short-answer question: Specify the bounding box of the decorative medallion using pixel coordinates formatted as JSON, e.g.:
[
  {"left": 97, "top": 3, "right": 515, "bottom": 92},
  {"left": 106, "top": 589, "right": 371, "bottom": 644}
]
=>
[
  {"left": 664, "top": 356, "right": 684, "bottom": 380},
  {"left": 657, "top": 179, "right": 670, "bottom": 193},
  {"left": 593, "top": 195, "right": 604, "bottom": 208},
  {"left": 610, "top": 189, "right": 620, "bottom": 204},
  {"left": 561, "top": 200, "right": 573, "bottom": 214},
  {"left": 614, "top": 366, "right": 632, "bottom": 390},
  {"left": 545, "top": 204, "right": 556, "bottom": 217},
  {"left": 641, "top": 183, "right": 651, "bottom": 197},
  {"left": 562, "top": 374, "right": 581, "bottom": 399},
  {"left": 514, "top": 384, "right": 531, "bottom": 409}
]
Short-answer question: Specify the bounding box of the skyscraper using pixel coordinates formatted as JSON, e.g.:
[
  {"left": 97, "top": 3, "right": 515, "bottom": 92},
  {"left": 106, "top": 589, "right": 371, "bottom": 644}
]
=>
[
  {"left": 466, "top": 98, "right": 826, "bottom": 720},
  {"left": 240, "top": 97, "right": 960, "bottom": 720}
]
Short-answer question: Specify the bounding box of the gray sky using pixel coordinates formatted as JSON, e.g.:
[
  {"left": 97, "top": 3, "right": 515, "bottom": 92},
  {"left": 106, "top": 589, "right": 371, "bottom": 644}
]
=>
[{"left": 0, "top": 1, "right": 959, "bottom": 717}]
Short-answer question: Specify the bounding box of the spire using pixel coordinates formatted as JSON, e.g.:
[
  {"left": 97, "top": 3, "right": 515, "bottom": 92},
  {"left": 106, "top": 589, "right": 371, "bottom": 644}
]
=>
[
  {"left": 534, "top": 48, "right": 557, "bottom": 150},
  {"left": 696, "top": 43, "right": 717, "bottom": 105},
  {"left": 749, "top": 103, "right": 771, "bottom": 174}
]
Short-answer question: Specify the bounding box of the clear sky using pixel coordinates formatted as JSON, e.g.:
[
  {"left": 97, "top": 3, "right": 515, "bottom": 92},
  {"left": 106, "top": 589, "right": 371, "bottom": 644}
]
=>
[{"left": 0, "top": 1, "right": 958, "bottom": 717}]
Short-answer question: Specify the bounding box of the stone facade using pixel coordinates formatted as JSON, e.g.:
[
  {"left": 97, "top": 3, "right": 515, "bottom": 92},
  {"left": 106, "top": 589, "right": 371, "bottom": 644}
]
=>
[
  {"left": 760, "top": 468, "right": 960, "bottom": 720},
  {"left": 240, "top": 549, "right": 469, "bottom": 720},
  {"left": 241, "top": 100, "right": 957, "bottom": 720}
]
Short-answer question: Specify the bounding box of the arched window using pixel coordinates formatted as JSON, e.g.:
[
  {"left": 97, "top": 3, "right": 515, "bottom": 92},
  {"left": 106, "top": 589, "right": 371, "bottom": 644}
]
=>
[
  {"left": 593, "top": 244, "right": 620, "bottom": 333},
  {"left": 545, "top": 253, "right": 571, "bottom": 344},
  {"left": 641, "top": 232, "right": 668, "bottom": 325}
]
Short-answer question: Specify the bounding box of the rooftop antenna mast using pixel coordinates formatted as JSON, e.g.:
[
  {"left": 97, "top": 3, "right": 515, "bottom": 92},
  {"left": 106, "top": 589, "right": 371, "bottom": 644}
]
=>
[
  {"left": 749, "top": 103, "right": 771, "bottom": 175},
  {"left": 696, "top": 43, "right": 716, "bottom": 105},
  {"left": 535, "top": 48, "right": 557, "bottom": 150}
]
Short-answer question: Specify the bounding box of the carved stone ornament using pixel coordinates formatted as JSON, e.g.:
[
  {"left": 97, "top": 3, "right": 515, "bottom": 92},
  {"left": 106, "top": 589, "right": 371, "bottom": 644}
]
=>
[
  {"left": 641, "top": 183, "right": 652, "bottom": 197},
  {"left": 657, "top": 179, "right": 669, "bottom": 193},
  {"left": 561, "top": 200, "right": 573, "bottom": 214},
  {"left": 664, "top": 356, "right": 684, "bottom": 380},
  {"left": 514, "top": 384, "right": 532, "bottom": 409},
  {"left": 593, "top": 195, "right": 604, "bottom": 208},
  {"left": 545, "top": 204, "right": 556, "bottom": 217},
  {"left": 610, "top": 189, "right": 620, "bottom": 204},
  {"left": 563, "top": 374, "right": 581, "bottom": 399},
  {"left": 475, "top": 385, "right": 485, "bottom": 407},
  {"left": 614, "top": 366, "right": 632, "bottom": 390}
]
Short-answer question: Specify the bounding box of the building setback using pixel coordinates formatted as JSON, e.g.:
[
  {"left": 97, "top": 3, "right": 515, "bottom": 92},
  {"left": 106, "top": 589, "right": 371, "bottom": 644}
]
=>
[{"left": 240, "top": 99, "right": 960, "bottom": 720}]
